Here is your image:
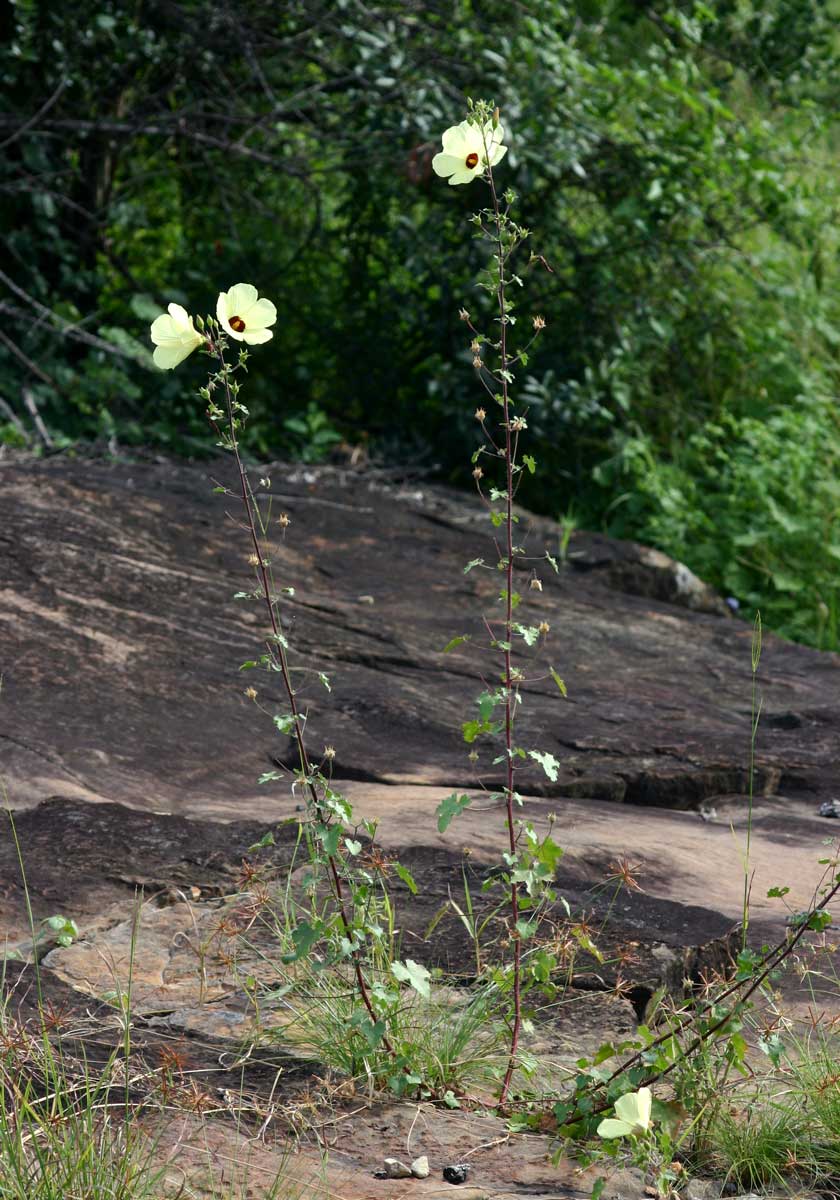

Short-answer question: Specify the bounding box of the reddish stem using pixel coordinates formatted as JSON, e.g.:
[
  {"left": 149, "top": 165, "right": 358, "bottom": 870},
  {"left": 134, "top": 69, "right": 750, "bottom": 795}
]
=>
[
  {"left": 216, "top": 351, "right": 394, "bottom": 1056},
  {"left": 484, "top": 164, "right": 522, "bottom": 1108}
]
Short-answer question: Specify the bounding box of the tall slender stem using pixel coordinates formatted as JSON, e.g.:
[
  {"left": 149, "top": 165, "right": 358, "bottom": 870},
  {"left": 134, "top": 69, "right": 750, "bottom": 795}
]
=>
[
  {"left": 742, "top": 612, "right": 761, "bottom": 950},
  {"left": 215, "top": 348, "right": 393, "bottom": 1054},
  {"left": 485, "top": 166, "right": 522, "bottom": 1107}
]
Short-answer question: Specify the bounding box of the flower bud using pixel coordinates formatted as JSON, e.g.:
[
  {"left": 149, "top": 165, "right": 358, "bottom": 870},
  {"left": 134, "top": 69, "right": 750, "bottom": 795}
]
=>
[
  {"left": 475, "top": 407, "right": 486, "bottom": 422},
  {"left": 530, "top": 578, "right": 543, "bottom": 592},
  {"left": 472, "top": 466, "right": 483, "bottom": 480},
  {"left": 459, "top": 307, "right": 470, "bottom": 322},
  {"left": 532, "top": 315, "right": 546, "bottom": 331},
  {"left": 277, "top": 513, "right": 291, "bottom": 528}
]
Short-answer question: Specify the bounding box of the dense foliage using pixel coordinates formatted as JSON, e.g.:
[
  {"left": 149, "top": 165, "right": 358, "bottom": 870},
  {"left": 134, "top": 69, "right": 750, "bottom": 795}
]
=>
[{"left": 2, "top": 0, "right": 840, "bottom": 646}]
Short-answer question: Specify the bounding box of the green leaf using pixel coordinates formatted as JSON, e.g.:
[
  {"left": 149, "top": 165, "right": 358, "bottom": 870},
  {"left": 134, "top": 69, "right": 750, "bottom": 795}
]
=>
[
  {"left": 464, "top": 558, "right": 485, "bottom": 574},
  {"left": 395, "top": 862, "right": 418, "bottom": 894},
  {"left": 258, "top": 770, "right": 284, "bottom": 785},
  {"left": 807, "top": 910, "right": 832, "bottom": 931},
  {"left": 443, "top": 635, "right": 470, "bottom": 653},
  {"left": 352, "top": 1015, "right": 386, "bottom": 1049},
  {"left": 322, "top": 786, "right": 352, "bottom": 822},
  {"left": 248, "top": 831, "right": 276, "bottom": 851},
  {"left": 318, "top": 672, "right": 332, "bottom": 692},
  {"left": 285, "top": 920, "right": 324, "bottom": 962},
  {"left": 44, "top": 916, "right": 78, "bottom": 945},
  {"left": 273, "top": 713, "right": 299, "bottom": 736},
  {"left": 545, "top": 552, "right": 559, "bottom": 574},
  {"left": 516, "top": 624, "right": 540, "bottom": 646},
  {"left": 344, "top": 838, "right": 362, "bottom": 855},
  {"left": 758, "top": 1032, "right": 785, "bottom": 1067},
  {"left": 788, "top": 909, "right": 832, "bottom": 931},
  {"left": 522, "top": 455, "right": 536, "bottom": 474},
  {"left": 318, "top": 824, "right": 341, "bottom": 856},
  {"left": 536, "top": 834, "right": 564, "bottom": 872},
  {"left": 239, "top": 660, "right": 259, "bottom": 671},
  {"left": 725, "top": 1031, "right": 748, "bottom": 1069},
  {"left": 572, "top": 924, "right": 603, "bottom": 961},
  {"left": 462, "top": 719, "right": 486, "bottom": 743},
  {"left": 437, "top": 792, "right": 473, "bottom": 832},
  {"left": 392, "top": 958, "right": 431, "bottom": 999},
  {"left": 550, "top": 667, "right": 567, "bottom": 696},
  {"left": 529, "top": 749, "right": 561, "bottom": 781}
]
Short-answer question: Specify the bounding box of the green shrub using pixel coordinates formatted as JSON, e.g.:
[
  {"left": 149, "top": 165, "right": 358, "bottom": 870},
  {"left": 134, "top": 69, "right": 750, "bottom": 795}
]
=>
[{"left": 599, "top": 389, "right": 840, "bottom": 649}]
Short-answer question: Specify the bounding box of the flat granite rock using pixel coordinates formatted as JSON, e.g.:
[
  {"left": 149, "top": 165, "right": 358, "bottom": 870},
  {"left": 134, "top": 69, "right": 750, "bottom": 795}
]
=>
[
  {"left": 2, "top": 453, "right": 838, "bottom": 819},
  {"left": 1, "top": 454, "right": 839, "bottom": 948}
]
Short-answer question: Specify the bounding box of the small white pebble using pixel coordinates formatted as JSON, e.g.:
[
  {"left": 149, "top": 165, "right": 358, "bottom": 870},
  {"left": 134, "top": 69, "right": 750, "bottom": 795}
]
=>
[
  {"left": 383, "top": 1158, "right": 413, "bottom": 1179},
  {"left": 411, "top": 1155, "right": 430, "bottom": 1179}
]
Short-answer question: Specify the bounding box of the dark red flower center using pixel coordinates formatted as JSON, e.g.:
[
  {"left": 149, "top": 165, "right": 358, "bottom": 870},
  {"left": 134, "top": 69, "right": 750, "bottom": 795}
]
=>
[
  {"left": 465, "top": 152, "right": 479, "bottom": 169},
  {"left": 229, "top": 315, "right": 246, "bottom": 332}
]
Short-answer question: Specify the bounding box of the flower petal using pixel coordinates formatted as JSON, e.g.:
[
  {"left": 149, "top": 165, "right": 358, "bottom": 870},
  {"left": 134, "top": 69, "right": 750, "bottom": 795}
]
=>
[
  {"left": 613, "top": 1087, "right": 652, "bottom": 1132},
  {"left": 242, "top": 297, "right": 277, "bottom": 330},
  {"left": 613, "top": 1093, "right": 638, "bottom": 1125},
  {"left": 432, "top": 152, "right": 463, "bottom": 178},
  {"left": 596, "top": 1118, "right": 630, "bottom": 1140},
  {"left": 447, "top": 168, "right": 479, "bottom": 186},
  {"left": 225, "top": 283, "right": 259, "bottom": 315},
  {"left": 150, "top": 313, "right": 177, "bottom": 345},
  {"left": 488, "top": 141, "right": 508, "bottom": 167},
  {"left": 167, "top": 302, "right": 191, "bottom": 329},
  {"left": 216, "top": 289, "right": 240, "bottom": 338},
  {"left": 153, "top": 340, "right": 198, "bottom": 369},
  {"left": 441, "top": 122, "right": 472, "bottom": 153},
  {"left": 242, "top": 327, "right": 273, "bottom": 345}
]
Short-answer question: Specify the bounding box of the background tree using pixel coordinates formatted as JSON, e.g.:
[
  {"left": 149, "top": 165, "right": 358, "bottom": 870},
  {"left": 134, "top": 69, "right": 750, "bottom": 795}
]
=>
[{"left": 2, "top": 0, "right": 839, "bottom": 646}]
